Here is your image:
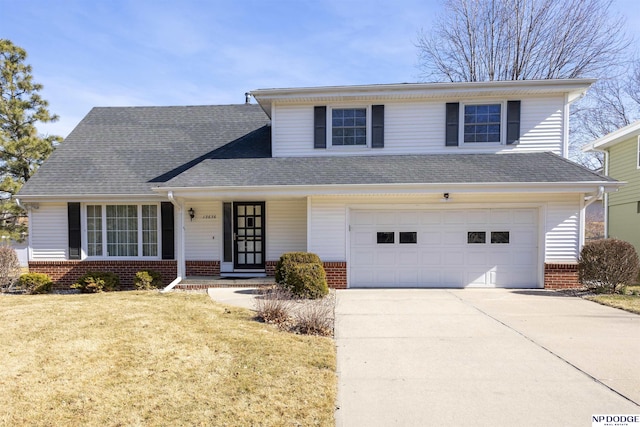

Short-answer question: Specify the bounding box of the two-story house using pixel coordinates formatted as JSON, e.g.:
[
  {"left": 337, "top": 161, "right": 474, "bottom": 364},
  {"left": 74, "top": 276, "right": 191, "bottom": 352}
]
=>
[
  {"left": 583, "top": 120, "right": 640, "bottom": 253},
  {"left": 17, "top": 79, "right": 617, "bottom": 290}
]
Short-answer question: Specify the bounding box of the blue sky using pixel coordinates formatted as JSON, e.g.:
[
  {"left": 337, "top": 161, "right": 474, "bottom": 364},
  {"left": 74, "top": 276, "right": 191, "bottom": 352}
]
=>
[{"left": 3, "top": 0, "right": 638, "bottom": 138}]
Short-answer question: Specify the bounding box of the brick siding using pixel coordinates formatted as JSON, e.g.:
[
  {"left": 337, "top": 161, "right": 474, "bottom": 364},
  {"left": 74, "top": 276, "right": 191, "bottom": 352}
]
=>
[
  {"left": 29, "top": 260, "right": 177, "bottom": 290},
  {"left": 185, "top": 261, "right": 220, "bottom": 276},
  {"left": 323, "top": 261, "right": 347, "bottom": 289},
  {"left": 544, "top": 263, "right": 580, "bottom": 289},
  {"left": 266, "top": 260, "right": 347, "bottom": 289}
]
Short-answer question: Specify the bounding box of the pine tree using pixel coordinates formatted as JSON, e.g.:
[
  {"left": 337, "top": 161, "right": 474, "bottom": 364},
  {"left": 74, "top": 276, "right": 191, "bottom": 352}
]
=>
[{"left": 0, "top": 39, "right": 61, "bottom": 240}]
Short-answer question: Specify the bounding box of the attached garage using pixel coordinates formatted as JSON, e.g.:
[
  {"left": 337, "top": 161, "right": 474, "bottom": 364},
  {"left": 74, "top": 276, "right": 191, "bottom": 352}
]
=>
[{"left": 349, "top": 208, "right": 539, "bottom": 288}]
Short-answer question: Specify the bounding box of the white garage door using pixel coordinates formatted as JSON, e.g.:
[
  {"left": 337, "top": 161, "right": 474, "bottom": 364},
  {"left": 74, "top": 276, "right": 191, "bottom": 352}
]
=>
[{"left": 350, "top": 208, "right": 539, "bottom": 288}]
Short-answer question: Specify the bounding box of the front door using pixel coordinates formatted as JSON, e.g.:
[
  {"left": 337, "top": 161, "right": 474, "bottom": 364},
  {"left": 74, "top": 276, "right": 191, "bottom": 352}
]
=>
[{"left": 233, "top": 202, "right": 265, "bottom": 270}]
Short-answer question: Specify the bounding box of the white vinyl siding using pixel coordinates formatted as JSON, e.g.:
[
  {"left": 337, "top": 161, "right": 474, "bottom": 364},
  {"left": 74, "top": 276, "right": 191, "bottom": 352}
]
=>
[
  {"left": 30, "top": 203, "right": 68, "bottom": 260},
  {"left": 308, "top": 199, "right": 348, "bottom": 261},
  {"left": 266, "top": 199, "right": 307, "bottom": 260},
  {"left": 271, "top": 96, "right": 566, "bottom": 157},
  {"left": 544, "top": 200, "right": 580, "bottom": 262},
  {"left": 184, "top": 201, "right": 221, "bottom": 261}
]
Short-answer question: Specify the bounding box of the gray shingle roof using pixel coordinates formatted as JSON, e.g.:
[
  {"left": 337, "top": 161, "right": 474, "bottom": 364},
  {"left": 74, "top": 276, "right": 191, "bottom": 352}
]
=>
[
  {"left": 19, "top": 104, "right": 271, "bottom": 196},
  {"left": 161, "top": 152, "right": 613, "bottom": 188},
  {"left": 19, "top": 103, "right": 612, "bottom": 197}
]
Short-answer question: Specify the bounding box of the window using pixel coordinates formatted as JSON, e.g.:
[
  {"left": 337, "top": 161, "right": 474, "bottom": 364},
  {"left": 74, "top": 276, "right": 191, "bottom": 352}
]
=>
[
  {"left": 399, "top": 232, "right": 417, "bottom": 244},
  {"left": 377, "top": 232, "right": 394, "bottom": 244},
  {"left": 467, "top": 231, "right": 486, "bottom": 244},
  {"left": 332, "top": 108, "right": 367, "bottom": 146},
  {"left": 86, "top": 204, "right": 159, "bottom": 258},
  {"left": 491, "top": 231, "right": 510, "bottom": 244},
  {"left": 463, "top": 104, "right": 502, "bottom": 143}
]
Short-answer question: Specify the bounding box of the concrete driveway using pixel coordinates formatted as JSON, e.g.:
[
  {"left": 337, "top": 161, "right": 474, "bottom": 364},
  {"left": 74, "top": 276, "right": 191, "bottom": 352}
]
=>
[{"left": 335, "top": 289, "right": 640, "bottom": 427}]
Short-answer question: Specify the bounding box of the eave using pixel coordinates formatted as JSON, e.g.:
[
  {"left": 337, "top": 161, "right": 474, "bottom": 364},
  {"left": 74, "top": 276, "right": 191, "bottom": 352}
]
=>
[
  {"left": 251, "top": 79, "right": 596, "bottom": 117},
  {"left": 152, "top": 180, "right": 620, "bottom": 199},
  {"left": 582, "top": 119, "right": 640, "bottom": 152}
]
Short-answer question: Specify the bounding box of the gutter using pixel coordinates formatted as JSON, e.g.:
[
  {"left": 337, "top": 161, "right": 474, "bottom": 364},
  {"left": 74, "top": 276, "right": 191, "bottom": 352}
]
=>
[
  {"left": 162, "top": 191, "right": 184, "bottom": 292},
  {"left": 584, "top": 186, "right": 604, "bottom": 208}
]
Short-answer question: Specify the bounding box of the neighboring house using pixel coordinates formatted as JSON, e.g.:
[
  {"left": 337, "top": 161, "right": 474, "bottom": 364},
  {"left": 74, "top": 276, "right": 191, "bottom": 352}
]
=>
[
  {"left": 583, "top": 120, "right": 640, "bottom": 251},
  {"left": 17, "top": 79, "right": 618, "bottom": 290}
]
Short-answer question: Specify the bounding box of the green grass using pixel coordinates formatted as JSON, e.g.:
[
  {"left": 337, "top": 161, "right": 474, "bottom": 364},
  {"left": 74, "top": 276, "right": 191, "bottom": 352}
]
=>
[{"left": 0, "top": 291, "right": 336, "bottom": 426}]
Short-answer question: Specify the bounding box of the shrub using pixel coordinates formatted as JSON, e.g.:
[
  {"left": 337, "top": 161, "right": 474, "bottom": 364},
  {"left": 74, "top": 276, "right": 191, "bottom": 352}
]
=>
[
  {"left": 0, "top": 246, "right": 21, "bottom": 292},
  {"left": 18, "top": 273, "right": 53, "bottom": 294},
  {"left": 275, "top": 252, "right": 322, "bottom": 284},
  {"left": 133, "top": 270, "right": 163, "bottom": 290},
  {"left": 293, "top": 297, "right": 334, "bottom": 336},
  {"left": 578, "top": 239, "right": 640, "bottom": 294},
  {"left": 275, "top": 252, "right": 328, "bottom": 299},
  {"left": 255, "top": 287, "right": 293, "bottom": 326},
  {"left": 71, "top": 271, "right": 120, "bottom": 293}
]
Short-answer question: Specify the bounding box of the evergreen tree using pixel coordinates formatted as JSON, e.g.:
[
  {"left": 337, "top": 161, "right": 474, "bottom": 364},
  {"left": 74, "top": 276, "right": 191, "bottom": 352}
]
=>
[{"left": 0, "top": 39, "right": 61, "bottom": 240}]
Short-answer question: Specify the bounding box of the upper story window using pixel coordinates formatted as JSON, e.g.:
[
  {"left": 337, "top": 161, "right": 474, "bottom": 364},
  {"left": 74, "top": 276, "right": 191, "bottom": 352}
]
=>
[
  {"left": 332, "top": 108, "right": 367, "bottom": 146},
  {"left": 463, "top": 104, "right": 502, "bottom": 143},
  {"left": 314, "top": 105, "right": 384, "bottom": 150},
  {"left": 446, "top": 101, "right": 520, "bottom": 147}
]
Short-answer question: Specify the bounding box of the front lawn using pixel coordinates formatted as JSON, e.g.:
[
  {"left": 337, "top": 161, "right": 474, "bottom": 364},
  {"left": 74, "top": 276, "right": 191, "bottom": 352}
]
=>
[
  {"left": 586, "top": 285, "right": 640, "bottom": 315},
  {"left": 0, "top": 292, "right": 336, "bottom": 426}
]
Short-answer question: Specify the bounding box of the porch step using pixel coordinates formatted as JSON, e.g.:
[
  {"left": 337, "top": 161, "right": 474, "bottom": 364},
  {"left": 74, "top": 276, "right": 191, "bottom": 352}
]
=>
[{"left": 175, "top": 276, "right": 275, "bottom": 290}]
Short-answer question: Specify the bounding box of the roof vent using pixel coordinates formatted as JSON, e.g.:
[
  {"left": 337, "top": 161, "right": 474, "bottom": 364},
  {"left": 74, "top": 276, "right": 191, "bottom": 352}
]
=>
[{"left": 244, "top": 92, "right": 251, "bottom": 105}]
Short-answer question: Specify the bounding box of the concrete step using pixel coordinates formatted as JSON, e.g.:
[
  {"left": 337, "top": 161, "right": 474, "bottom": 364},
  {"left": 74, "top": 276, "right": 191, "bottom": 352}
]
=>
[{"left": 175, "top": 276, "right": 275, "bottom": 290}]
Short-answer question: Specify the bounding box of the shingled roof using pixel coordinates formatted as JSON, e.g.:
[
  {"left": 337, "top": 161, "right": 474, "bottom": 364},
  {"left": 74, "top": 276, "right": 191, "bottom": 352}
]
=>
[
  {"left": 19, "top": 103, "right": 613, "bottom": 198},
  {"left": 19, "top": 104, "right": 271, "bottom": 196},
  {"left": 159, "top": 152, "right": 613, "bottom": 188}
]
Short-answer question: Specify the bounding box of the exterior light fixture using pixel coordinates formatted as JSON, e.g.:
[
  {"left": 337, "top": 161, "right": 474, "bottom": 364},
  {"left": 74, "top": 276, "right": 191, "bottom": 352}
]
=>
[{"left": 188, "top": 208, "right": 195, "bottom": 221}]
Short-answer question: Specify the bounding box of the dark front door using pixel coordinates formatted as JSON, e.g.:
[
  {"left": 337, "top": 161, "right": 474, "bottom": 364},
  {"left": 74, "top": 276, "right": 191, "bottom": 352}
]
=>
[{"left": 233, "top": 202, "right": 265, "bottom": 269}]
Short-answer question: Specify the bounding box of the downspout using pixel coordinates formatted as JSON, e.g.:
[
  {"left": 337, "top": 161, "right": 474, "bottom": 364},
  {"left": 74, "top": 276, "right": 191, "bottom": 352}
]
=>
[
  {"left": 580, "top": 186, "right": 605, "bottom": 252},
  {"left": 14, "top": 198, "right": 32, "bottom": 262},
  {"left": 162, "top": 191, "right": 185, "bottom": 292}
]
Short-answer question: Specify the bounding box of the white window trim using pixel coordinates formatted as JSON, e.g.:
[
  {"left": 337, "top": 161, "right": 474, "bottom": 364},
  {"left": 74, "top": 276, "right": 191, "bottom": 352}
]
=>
[
  {"left": 81, "top": 203, "right": 162, "bottom": 260},
  {"left": 636, "top": 136, "right": 640, "bottom": 169},
  {"left": 458, "top": 100, "right": 506, "bottom": 147},
  {"left": 327, "top": 105, "right": 372, "bottom": 149}
]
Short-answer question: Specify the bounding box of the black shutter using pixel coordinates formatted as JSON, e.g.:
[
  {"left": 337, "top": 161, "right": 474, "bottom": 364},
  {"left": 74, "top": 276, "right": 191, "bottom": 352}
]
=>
[
  {"left": 223, "top": 202, "right": 232, "bottom": 263},
  {"left": 506, "top": 100, "right": 521, "bottom": 145},
  {"left": 371, "top": 105, "right": 384, "bottom": 148},
  {"left": 445, "top": 103, "right": 459, "bottom": 146},
  {"left": 161, "top": 202, "right": 174, "bottom": 260},
  {"left": 314, "top": 106, "right": 327, "bottom": 149},
  {"left": 68, "top": 202, "right": 81, "bottom": 260}
]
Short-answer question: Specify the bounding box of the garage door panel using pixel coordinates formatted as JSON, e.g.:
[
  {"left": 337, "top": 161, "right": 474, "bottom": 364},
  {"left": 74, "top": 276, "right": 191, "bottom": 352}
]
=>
[
  {"left": 467, "top": 251, "right": 488, "bottom": 265},
  {"left": 353, "top": 231, "right": 375, "bottom": 245},
  {"left": 399, "top": 212, "right": 419, "bottom": 225},
  {"left": 353, "top": 251, "right": 375, "bottom": 266},
  {"left": 467, "top": 210, "right": 488, "bottom": 224},
  {"left": 513, "top": 209, "right": 536, "bottom": 224},
  {"left": 441, "top": 230, "right": 462, "bottom": 245},
  {"left": 376, "top": 212, "right": 397, "bottom": 225},
  {"left": 420, "top": 211, "right": 442, "bottom": 224},
  {"left": 399, "top": 251, "right": 419, "bottom": 265},
  {"left": 420, "top": 231, "right": 441, "bottom": 244},
  {"left": 421, "top": 251, "right": 441, "bottom": 265},
  {"left": 444, "top": 210, "right": 466, "bottom": 224},
  {"left": 350, "top": 208, "right": 539, "bottom": 288}
]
